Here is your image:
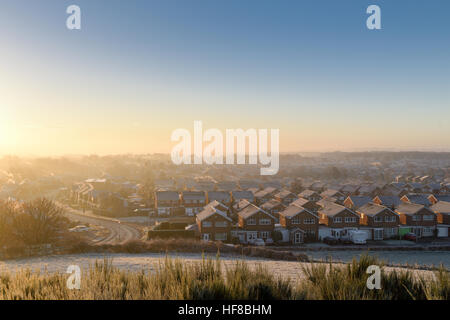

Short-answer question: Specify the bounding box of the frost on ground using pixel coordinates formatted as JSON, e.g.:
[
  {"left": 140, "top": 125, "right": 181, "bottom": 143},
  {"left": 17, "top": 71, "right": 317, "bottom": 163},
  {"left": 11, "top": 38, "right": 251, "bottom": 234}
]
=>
[{"left": 0, "top": 253, "right": 437, "bottom": 282}]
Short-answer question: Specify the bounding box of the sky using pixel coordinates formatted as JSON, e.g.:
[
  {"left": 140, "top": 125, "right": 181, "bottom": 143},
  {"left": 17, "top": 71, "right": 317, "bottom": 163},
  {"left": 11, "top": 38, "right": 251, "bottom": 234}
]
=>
[{"left": 0, "top": 0, "right": 449, "bottom": 156}]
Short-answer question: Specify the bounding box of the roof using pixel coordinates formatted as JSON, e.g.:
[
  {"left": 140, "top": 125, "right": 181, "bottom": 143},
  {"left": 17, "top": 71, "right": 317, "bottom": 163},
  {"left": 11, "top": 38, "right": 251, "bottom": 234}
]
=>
[
  {"left": 432, "top": 194, "right": 450, "bottom": 202},
  {"left": 207, "top": 191, "right": 231, "bottom": 202},
  {"left": 232, "top": 190, "right": 254, "bottom": 201},
  {"left": 374, "top": 195, "right": 401, "bottom": 207},
  {"left": 298, "top": 190, "right": 318, "bottom": 198},
  {"left": 254, "top": 187, "right": 277, "bottom": 198},
  {"left": 346, "top": 196, "right": 371, "bottom": 209},
  {"left": 280, "top": 204, "right": 319, "bottom": 219},
  {"left": 205, "top": 200, "right": 229, "bottom": 212},
  {"left": 261, "top": 199, "right": 285, "bottom": 210},
  {"left": 233, "top": 199, "right": 251, "bottom": 211},
  {"left": 357, "top": 202, "right": 395, "bottom": 217},
  {"left": 196, "top": 206, "right": 232, "bottom": 222},
  {"left": 321, "top": 189, "right": 343, "bottom": 198},
  {"left": 319, "top": 202, "right": 357, "bottom": 217},
  {"left": 430, "top": 201, "right": 450, "bottom": 214},
  {"left": 237, "top": 204, "right": 275, "bottom": 220},
  {"left": 396, "top": 202, "right": 430, "bottom": 215},
  {"left": 401, "top": 194, "right": 431, "bottom": 206},
  {"left": 182, "top": 191, "right": 205, "bottom": 200},
  {"left": 156, "top": 191, "right": 179, "bottom": 201},
  {"left": 291, "top": 197, "right": 313, "bottom": 207},
  {"left": 274, "top": 189, "right": 295, "bottom": 199}
]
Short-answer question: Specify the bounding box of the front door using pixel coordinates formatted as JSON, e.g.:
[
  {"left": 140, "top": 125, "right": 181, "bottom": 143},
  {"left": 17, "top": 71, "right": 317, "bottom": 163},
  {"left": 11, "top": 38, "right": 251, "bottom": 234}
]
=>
[{"left": 294, "top": 232, "right": 303, "bottom": 244}]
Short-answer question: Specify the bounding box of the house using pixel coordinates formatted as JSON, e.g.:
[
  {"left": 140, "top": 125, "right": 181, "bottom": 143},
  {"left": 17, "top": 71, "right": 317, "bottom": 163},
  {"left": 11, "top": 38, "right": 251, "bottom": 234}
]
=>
[
  {"left": 155, "top": 191, "right": 180, "bottom": 215},
  {"left": 278, "top": 205, "right": 319, "bottom": 243},
  {"left": 430, "top": 201, "right": 450, "bottom": 225},
  {"left": 320, "top": 189, "right": 345, "bottom": 203},
  {"left": 260, "top": 199, "right": 286, "bottom": 219},
  {"left": 400, "top": 194, "right": 431, "bottom": 207},
  {"left": 310, "top": 182, "right": 326, "bottom": 192},
  {"left": 236, "top": 204, "right": 276, "bottom": 243},
  {"left": 216, "top": 181, "right": 237, "bottom": 191},
  {"left": 344, "top": 196, "right": 372, "bottom": 210},
  {"left": 298, "top": 190, "right": 321, "bottom": 202},
  {"left": 357, "top": 202, "right": 400, "bottom": 240},
  {"left": 207, "top": 191, "right": 231, "bottom": 205},
  {"left": 231, "top": 190, "right": 255, "bottom": 204},
  {"left": 196, "top": 206, "right": 232, "bottom": 241},
  {"left": 372, "top": 195, "right": 401, "bottom": 210},
  {"left": 428, "top": 194, "right": 450, "bottom": 205},
  {"left": 395, "top": 202, "right": 437, "bottom": 238},
  {"left": 254, "top": 187, "right": 278, "bottom": 204},
  {"left": 291, "top": 197, "right": 321, "bottom": 214},
  {"left": 318, "top": 202, "right": 360, "bottom": 239},
  {"left": 181, "top": 191, "right": 206, "bottom": 216},
  {"left": 273, "top": 189, "right": 297, "bottom": 205}
]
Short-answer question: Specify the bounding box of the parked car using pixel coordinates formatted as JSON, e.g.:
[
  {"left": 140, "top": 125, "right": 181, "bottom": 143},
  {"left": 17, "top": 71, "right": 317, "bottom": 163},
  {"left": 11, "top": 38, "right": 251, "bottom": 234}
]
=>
[
  {"left": 323, "top": 236, "right": 339, "bottom": 245},
  {"left": 403, "top": 233, "right": 417, "bottom": 241}
]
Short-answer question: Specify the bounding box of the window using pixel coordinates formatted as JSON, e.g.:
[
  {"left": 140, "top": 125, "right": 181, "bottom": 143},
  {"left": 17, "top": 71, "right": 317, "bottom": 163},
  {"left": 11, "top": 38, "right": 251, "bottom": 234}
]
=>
[
  {"left": 374, "top": 216, "right": 383, "bottom": 223},
  {"left": 259, "top": 219, "right": 271, "bottom": 225},
  {"left": 345, "top": 217, "right": 356, "bottom": 223},
  {"left": 374, "top": 229, "right": 384, "bottom": 240},
  {"left": 423, "top": 227, "right": 433, "bottom": 233},
  {"left": 333, "top": 217, "right": 342, "bottom": 223},
  {"left": 215, "top": 233, "right": 227, "bottom": 241},
  {"left": 202, "top": 221, "right": 212, "bottom": 228},
  {"left": 384, "top": 216, "right": 396, "bottom": 222},
  {"left": 247, "top": 218, "right": 256, "bottom": 225},
  {"left": 292, "top": 217, "right": 300, "bottom": 224},
  {"left": 247, "top": 232, "right": 258, "bottom": 240},
  {"left": 423, "top": 215, "right": 434, "bottom": 221},
  {"left": 412, "top": 215, "right": 421, "bottom": 222},
  {"left": 259, "top": 231, "right": 270, "bottom": 239},
  {"left": 303, "top": 218, "right": 315, "bottom": 224},
  {"left": 215, "top": 221, "right": 228, "bottom": 228}
]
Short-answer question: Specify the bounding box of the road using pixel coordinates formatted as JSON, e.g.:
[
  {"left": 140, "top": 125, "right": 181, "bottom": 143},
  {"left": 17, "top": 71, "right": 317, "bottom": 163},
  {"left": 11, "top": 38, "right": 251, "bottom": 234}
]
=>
[{"left": 60, "top": 204, "right": 142, "bottom": 245}]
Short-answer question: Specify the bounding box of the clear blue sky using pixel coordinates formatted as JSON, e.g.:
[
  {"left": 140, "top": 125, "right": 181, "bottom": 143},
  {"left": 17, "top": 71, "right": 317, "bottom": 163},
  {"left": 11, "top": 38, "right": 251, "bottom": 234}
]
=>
[{"left": 0, "top": 0, "right": 449, "bottom": 155}]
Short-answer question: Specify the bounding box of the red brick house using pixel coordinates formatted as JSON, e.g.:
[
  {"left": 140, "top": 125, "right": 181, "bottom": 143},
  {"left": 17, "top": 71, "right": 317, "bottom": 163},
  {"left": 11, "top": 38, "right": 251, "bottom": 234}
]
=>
[
  {"left": 430, "top": 201, "right": 450, "bottom": 225},
  {"left": 318, "top": 202, "right": 360, "bottom": 239},
  {"left": 155, "top": 191, "right": 180, "bottom": 215},
  {"left": 291, "top": 197, "right": 321, "bottom": 214},
  {"left": 236, "top": 204, "right": 276, "bottom": 243},
  {"left": 279, "top": 205, "right": 319, "bottom": 243},
  {"left": 357, "top": 202, "right": 400, "bottom": 240},
  {"left": 395, "top": 202, "right": 437, "bottom": 238},
  {"left": 196, "top": 206, "right": 232, "bottom": 241},
  {"left": 344, "top": 196, "right": 372, "bottom": 210},
  {"left": 181, "top": 191, "right": 206, "bottom": 216}
]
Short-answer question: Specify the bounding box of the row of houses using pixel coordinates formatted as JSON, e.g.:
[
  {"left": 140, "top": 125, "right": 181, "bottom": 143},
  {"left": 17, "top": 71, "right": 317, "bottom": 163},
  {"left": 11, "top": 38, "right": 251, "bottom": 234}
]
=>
[{"left": 194, "top": 193, "right": 450, "bottom": 245}]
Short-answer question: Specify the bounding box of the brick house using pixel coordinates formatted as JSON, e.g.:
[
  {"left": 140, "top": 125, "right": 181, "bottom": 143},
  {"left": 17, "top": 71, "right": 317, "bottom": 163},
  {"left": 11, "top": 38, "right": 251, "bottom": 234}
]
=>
[
  {"left": 155, "top": 191, "right": 180, "bottom": 215},
  {"left": 395, "top": 202, "right": 437, "bottom": 238},
  {"left": 321, "top": 189, "right": 346, "bottom": 203},
  {"left": 207, "top": 191, "right": 231, "bottom": 206},
  {"left": 430, "top": 201, "right": 450, "bottom": 225},
  {"left": 196, "top": 206, "right": 232, "bottom": 241},
  {"left": 400, "top": 194, "right": 431, "bottom": 207},
  {"left": 236, "top": 204, "right": 276, "bottom": 243},
  {"left": 357, "top": 202, "right": 400, "bottom": 240},
  {"left": 231, "top": 190, "right": 255, "bottom": 204},
  {"left": 279, "top": 205, "right": 319, "bottom": 244},
  {"left": 372, "top": 195, "right": 401, "bottom": 210},
  {"left": 181, "top": 191, "right": 206, "bottom": 216},
  {"left": 318, "top": 202, "right": 360, "bottom": 239}
]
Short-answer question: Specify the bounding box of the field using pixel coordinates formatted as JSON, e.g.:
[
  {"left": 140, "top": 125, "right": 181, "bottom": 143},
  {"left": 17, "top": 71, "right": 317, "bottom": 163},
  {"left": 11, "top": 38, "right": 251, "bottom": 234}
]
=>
[{"left": 0, "top": 254, "right": 448, "bottom": 300}]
